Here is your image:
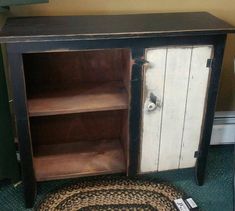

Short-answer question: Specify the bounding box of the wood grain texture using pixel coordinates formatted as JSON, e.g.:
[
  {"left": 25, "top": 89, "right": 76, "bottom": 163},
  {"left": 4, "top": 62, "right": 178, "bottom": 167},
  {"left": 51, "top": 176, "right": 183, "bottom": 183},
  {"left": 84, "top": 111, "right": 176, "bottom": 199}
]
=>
[
  {"left": 23, "top": 49, "right": 130, "bottom": 95},
  {"left": 33, "top": 139, "right": 126, "bottom": 181},
  {"left": 140, "top": 46, "right": 213, "bottom": 173},
  {"left": 179, "top": 46, "right": 212, "bottom": 168},
  {"left": 28, "top": 82, "right": 128, "bottom": 116},
  {"left": 24, "top": 48, "right": 131, "bottom": 182},
  {"left": 120, "top": 110, "right": 129, "bottom": 163},
  {"left": 157, "top": 47, "right": 192, "bottom": 171},
  {"left": 140, "top": 48, "right": 167, "bottom": 172},
  {"left": 30, "top": 110, "right": 124, "bottom": 146},
  {"left": 23, "top": 49, "right": 131, "bottom": 116},
  {"left": 0, "top": 12, "right": 234, "bottom": 43}
]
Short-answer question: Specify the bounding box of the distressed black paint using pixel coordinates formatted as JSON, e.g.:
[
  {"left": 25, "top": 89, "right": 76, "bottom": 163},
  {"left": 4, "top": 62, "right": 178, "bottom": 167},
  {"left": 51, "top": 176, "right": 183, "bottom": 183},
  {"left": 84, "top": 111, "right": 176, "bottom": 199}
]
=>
[
  {"left": 7, "top": 52, "right": 36, "bottom": 208},
  {"left": 128, "top": 48, "right": 144, "bottom": 176},
  {"left": 195, "top": 35, "right": 227, "bottom": 185},
  {"left": 1, "top": 13, "right": 233, "bottom": 207},
  {"left": 0, "top": 12, "right": 234, "bottom": 43}
]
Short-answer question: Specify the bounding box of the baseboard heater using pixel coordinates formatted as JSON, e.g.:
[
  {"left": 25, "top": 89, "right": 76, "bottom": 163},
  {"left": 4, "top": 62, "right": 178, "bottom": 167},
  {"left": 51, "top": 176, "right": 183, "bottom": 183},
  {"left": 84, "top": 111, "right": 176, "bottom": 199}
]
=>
[{"left": 211, "top": 111, "right": 235, "bottom": 145}]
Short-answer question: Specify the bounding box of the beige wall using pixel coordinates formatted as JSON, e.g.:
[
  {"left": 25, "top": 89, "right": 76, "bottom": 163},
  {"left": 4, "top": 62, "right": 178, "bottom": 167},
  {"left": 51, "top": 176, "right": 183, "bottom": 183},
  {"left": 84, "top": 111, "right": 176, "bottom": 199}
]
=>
[{"left": 8, "top": 0, "right": 235, "bottom": 110}]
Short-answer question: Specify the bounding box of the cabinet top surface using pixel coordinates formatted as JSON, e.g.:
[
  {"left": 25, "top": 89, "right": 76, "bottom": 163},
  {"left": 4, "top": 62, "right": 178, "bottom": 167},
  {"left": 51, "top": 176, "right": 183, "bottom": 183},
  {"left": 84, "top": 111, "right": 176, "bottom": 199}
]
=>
[{"left": 0, "top": 12, "right": 234, "bottom": 43}]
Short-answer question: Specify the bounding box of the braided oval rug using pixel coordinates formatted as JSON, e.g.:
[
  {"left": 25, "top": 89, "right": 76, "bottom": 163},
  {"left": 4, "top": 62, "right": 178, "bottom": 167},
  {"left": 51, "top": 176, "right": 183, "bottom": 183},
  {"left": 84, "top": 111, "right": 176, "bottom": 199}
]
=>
[{"left": 36, "top": 178, "right": 184, "bottom": 211}]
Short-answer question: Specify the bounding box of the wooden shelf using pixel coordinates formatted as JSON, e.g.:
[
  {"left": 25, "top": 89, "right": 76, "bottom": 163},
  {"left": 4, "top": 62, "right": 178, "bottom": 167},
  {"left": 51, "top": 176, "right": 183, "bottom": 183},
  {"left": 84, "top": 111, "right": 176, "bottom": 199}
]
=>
[
  {"left": 33, "top": 139, "right": 126, "bottom": 181},
  {"left": 28, "top": 81, "right": 128, "bottom": 117}
]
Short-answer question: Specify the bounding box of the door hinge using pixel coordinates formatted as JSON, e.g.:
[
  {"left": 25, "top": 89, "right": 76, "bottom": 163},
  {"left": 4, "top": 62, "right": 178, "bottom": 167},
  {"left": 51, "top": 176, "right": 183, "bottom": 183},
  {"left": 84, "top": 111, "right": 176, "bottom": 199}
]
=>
[
  {"left": 194, "top": 151, "right": 201, "bottom": 158},
  {"left": 206, "top": 58, "right": 213, "bottom": 68}
]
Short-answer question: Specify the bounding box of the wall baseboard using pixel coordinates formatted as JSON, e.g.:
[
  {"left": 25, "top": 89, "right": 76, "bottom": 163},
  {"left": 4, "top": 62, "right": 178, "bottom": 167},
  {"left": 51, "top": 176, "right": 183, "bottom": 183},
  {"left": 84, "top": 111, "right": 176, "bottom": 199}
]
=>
[{"left": 210, "top": 111, "right": 235, "bottom": 145}]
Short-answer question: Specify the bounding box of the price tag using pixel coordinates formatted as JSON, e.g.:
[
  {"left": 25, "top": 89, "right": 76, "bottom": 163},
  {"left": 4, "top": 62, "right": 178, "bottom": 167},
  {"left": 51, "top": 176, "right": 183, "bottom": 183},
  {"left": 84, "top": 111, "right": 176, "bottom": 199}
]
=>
[{"left": 174, "top": 198, "right": 199, "bottom": 211}]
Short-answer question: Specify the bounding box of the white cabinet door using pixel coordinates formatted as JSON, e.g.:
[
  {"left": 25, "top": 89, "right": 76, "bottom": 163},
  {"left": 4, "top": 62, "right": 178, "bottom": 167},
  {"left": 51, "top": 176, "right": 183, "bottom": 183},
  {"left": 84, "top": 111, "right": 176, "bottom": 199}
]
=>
[{"left": 140, "top": 46, "right": 213, "bottom": 173}]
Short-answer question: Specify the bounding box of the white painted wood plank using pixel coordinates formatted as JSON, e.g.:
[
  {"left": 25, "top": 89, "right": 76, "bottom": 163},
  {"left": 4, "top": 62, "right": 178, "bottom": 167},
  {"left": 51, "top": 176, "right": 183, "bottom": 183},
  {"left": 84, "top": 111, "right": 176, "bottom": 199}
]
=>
[
  {"left": 158, "top": 47, "right": 192, "bottom": 171},
  {"left": 179, "top": 46, "right": 212, "bottom": 168},
  {"left": 140, "top": 48, "right": 167, "bottom": 172}
]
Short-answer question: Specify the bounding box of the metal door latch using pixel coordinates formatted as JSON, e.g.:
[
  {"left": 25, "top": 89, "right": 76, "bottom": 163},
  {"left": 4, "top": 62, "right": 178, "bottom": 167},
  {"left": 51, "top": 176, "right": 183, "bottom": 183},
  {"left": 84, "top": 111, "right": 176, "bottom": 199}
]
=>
[
  {"left": 146, "top": 92, "right": 161, "bottom": 112},
  {"left": 135, "top": 58, "right": 150, "bottom": 66}
]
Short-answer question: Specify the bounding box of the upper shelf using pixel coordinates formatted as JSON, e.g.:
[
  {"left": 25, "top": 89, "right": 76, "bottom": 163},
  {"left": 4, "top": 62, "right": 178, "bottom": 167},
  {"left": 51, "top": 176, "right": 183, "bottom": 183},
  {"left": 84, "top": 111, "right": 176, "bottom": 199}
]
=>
[
  {"left": 28, "top": 81, "right": 128, "bottom": 117},
  {"left": 0, "top": 12, "right": 234, "bottom": 43}
]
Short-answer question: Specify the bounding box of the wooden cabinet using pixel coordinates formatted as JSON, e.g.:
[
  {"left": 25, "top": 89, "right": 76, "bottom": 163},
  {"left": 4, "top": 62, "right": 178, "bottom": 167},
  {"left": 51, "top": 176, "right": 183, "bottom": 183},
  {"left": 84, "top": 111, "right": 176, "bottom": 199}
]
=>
[{"left": 0, "top": 12, "right": 234, "bottom": 207}]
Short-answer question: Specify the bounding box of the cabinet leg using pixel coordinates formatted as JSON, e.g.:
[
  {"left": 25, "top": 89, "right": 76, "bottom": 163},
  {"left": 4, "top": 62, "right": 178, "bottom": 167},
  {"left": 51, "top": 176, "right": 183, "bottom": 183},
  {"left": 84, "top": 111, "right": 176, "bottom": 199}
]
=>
[
  {"left": 195, "top": 156, "right": 207, "bottom": 186},
  {"left": 24, "top": 181, "right": 37, "bottom": 208}
]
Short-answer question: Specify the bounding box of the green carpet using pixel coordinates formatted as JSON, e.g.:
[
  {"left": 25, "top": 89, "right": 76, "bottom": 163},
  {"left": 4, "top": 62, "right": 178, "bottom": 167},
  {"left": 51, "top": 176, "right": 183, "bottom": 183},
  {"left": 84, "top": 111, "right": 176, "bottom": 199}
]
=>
[{"left": 0, "top": 145, "right": 233, "bottom": 211}]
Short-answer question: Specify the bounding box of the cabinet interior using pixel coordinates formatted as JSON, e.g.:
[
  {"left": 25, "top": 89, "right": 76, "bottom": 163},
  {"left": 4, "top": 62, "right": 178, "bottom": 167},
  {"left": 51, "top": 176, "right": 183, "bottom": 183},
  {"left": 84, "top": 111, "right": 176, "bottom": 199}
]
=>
[{"left": 23, "top": 48, "right": 131, "bottom": 181}]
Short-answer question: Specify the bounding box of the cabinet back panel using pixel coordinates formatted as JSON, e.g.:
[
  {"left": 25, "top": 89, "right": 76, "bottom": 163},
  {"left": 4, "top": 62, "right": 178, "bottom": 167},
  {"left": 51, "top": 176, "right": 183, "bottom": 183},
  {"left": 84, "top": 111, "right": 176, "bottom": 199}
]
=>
[
  {"left": 23, "top": 49, "right": 131, "bottom": 97},
  {"left": 30, "top": 110, "right": 124, "bottom": 146}
]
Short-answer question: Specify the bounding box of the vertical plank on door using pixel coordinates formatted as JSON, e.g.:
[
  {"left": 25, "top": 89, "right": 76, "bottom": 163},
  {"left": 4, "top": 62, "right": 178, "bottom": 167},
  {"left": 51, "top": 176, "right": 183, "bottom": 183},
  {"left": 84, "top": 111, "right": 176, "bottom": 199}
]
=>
[
  {"left": 179, "top": 46, "right": 213, "bottom": 168},
  {"left": 158, "top": 47, "right": 192, "bottom": 171},
  {"left": 140, "top": 48, "right": 167, "bottom": 172}
]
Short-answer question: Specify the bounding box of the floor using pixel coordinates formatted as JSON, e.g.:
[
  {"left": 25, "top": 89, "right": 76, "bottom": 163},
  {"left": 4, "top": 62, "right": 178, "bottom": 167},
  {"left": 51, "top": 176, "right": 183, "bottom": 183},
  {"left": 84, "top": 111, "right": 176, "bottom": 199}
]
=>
[{"left": 0, "top": 145, "right": 233, "bottom": 211}]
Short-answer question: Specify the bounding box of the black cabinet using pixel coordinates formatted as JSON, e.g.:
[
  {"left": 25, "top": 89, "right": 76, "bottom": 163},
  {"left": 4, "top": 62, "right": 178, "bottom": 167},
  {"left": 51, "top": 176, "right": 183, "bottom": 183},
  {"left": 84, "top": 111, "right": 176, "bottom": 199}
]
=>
[{"left": 0, "top": 12, "right": 234, "bottom": 208}]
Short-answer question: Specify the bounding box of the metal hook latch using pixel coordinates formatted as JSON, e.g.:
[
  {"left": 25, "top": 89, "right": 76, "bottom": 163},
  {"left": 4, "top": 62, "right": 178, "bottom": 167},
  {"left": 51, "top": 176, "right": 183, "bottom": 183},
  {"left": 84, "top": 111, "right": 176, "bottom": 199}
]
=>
[
  {"left": 135, "top": 58, "right": 150, "bottom": 66},
  {"left": 146, "top": 93, "right": 161, "bottom": 112}
]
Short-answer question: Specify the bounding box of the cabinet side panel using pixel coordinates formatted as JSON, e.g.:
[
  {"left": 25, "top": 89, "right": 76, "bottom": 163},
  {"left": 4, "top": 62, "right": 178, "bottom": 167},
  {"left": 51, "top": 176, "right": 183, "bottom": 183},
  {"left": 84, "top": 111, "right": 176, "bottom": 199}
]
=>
[
  {"left": 158, "top": 47, "right": 192, "bottom": 171},
  {"left": 140, "top": 48, "right": 167, "bottom": 172},
  {"left": 7, "top": 49, "right": 36, "bottom": 208},
  {"left": 179, "top": 46, "right": 213, "bottom": 168}
]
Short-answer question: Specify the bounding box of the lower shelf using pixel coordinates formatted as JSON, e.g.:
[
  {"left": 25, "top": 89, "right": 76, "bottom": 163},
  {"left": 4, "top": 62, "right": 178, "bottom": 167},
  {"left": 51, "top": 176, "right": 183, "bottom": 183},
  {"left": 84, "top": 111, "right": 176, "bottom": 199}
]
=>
[{"left": 33, "top": 139, "right": 126, "bottom": 181}]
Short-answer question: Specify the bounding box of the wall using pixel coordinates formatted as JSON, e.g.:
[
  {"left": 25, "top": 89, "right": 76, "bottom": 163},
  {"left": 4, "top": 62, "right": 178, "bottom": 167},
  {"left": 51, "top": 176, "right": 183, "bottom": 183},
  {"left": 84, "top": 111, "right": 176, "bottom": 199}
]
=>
[{"left": 8, "top": 0, "right": 235, "bottom": 110}]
